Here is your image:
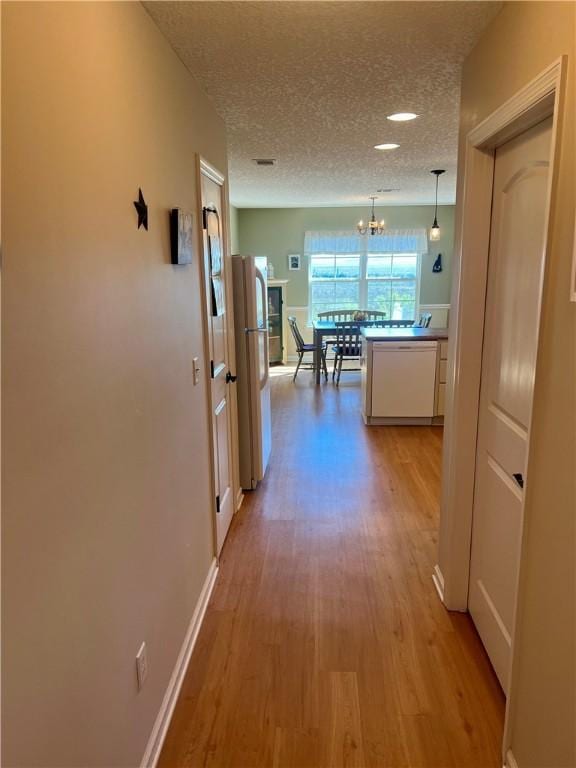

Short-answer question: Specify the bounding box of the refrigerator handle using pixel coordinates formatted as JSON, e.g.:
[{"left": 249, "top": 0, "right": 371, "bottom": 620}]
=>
[{"left": 255, "top": 267, "right": 269, "bottom": 389}]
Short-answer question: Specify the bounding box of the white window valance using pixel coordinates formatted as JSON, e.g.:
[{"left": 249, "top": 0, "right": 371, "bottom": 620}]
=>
[{"left": 304, "top": 228, "right": 428, "bottom": 255}]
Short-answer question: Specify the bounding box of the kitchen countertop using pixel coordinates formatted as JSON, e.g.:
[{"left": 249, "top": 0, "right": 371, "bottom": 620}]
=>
[{"left": 361, "top": 327, "right": 449, "bottom": 342}]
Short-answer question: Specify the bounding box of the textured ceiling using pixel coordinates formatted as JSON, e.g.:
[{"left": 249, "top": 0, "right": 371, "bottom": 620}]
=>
[{"left": 144, "top": 1, "right": 501, "bottom": 207}]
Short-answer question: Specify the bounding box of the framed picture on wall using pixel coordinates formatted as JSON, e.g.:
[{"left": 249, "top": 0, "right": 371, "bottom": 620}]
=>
[
  {"left": 288, "top": 254, "right": 301, "bottom": 271},
  {"left": 170, "top": 208, "right": 194, "bottom": 265}
]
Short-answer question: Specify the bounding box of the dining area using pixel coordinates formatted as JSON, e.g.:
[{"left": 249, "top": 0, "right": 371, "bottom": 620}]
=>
[
  {"left": 285, "top": 307, "right": 448, "bottom": 425},
  {"left": 288, "top": 308, "right": 432, "bottom": 386}
]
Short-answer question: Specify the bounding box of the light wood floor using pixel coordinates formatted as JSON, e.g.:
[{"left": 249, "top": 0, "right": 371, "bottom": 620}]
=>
[{"left": 159, "top": 369, "right": 505, "bottom": 768}]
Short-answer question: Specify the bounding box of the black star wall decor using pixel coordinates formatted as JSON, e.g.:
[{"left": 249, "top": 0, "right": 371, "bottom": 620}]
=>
[{"left": 133, "top": 188, "right": 148, "bottom": 230}]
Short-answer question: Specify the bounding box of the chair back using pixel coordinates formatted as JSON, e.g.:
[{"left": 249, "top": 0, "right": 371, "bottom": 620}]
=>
[
  {"left": 317, "top": 309, "right": 356, "bottom": 323},
  {"left": 288, "top": 316, "right": 305, "bottom": 353},
  {"left": 335, "top": 323, "right": 361, "bottom": 356},
  {"left": 359, "top": 310, "right": 387, "bottom": 321},
  {"left": 364, "top": 319, "right": 414, "bottom": 328},
  {"left": 416, "top": 312, "right": 432, "bottom": 328}
]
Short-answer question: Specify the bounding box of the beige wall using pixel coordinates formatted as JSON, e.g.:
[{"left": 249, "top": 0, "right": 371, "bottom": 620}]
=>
[
  {"left": 237, "top": 205, "right": 455, "bottom": 308},
  {"left": 2, "top": 2, "right": 227, "bottom": 765},
  {"left": 441, "top": 3, "right": 575, "bottom": 766}
]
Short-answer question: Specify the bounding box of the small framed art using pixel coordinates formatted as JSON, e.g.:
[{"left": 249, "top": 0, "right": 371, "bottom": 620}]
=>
[
  {"left": 170, "top": 209, "right": 194, "bottom": 265},
  {"left": 288, "top": 254, "right": 301, "bottom": 271}
]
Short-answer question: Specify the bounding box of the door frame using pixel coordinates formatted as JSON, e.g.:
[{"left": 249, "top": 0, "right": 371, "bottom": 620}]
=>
[
  {"left": 195, "top": 155, "right": 242, "bottom": 557},
  {"left": 435, "top": 55, "right": 566, "bottom": 754}
]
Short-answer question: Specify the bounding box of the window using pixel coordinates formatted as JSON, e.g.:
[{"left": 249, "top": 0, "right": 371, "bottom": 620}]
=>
[
  {"left": 305, "top": 229, "right": 426, "bottom": 322},
  {"left": 309, "top": 254, "right": 361, "bottom": 316},
  {"left": 366, "top": 253, "right": 419, "bottom": 321}
]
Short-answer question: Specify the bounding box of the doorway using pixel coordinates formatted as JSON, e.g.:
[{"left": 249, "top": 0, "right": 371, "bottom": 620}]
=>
[
  {"left": 198, "top": 158, "right": 238, "bottom": 555},
  {"left": 468, "top": 117, "right": 553, "bottom": 692}
]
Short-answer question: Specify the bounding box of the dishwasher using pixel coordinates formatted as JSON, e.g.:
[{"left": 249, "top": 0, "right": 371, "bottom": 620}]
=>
[{"left": 371, "top": 341, "right": 437, "bottom": 418}]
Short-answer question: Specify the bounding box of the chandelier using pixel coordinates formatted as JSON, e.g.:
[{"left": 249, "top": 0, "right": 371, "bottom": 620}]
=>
[{"left": 357, "top": 196, "right": 385, "bottom": 236}]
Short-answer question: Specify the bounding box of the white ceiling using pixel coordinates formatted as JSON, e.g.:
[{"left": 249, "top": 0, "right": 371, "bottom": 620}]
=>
[{"left": 144, "top": 1, "right": 501, "bottom": 208}]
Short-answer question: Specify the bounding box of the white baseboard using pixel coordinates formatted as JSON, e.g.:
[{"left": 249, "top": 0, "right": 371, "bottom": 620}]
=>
[
  {"left": 504, "top": 749, "right": 518, "bottom": 768},
  {"left": 432, "top": 564, "right": 446, "bottom": 603},
  {"left": 236, "top": 487, "right": 244, "bottom": 512},
  {"left": 140, "top": 558, "right": 219, "bottom": 768},
  {"left": 504, "top": 749, "right": 519, "bottom": 768}
]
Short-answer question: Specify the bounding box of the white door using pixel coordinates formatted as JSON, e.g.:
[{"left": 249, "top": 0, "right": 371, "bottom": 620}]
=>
[
  {"left": 250, "top": 264, "right": 272, "bottom": 481},
  {"left": 200, "top": 164, "right": 235, "bottom": 554},
  {"left": 469, "top": 117, "right": 552, "bottom": 692}
]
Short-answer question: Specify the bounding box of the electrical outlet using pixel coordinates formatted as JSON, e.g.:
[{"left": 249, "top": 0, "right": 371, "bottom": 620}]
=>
[
  {"left": 136, "top": 642, "right": 148, "bottom": 690},
  {"left": 192, "top": 356, "right": 200, "bottom": 386}
]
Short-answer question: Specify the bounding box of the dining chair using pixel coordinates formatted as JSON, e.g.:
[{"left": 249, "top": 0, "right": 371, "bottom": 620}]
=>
[
  {"left": 357, "top": 310, "right": 387, "bottom": 321},
  {"left": 288, "top": 316, "right": 328, "bottom": 382},
  {"left": 373, "top": 319, "right": 414, "bottom": 328},
  {"left": 317, "top": 309, "right": 356, "bottom": 323},
  {"left": 332, "top": 323, "right": 362, "bottom": 385},
  {"left": 415, "top": 312, "right": 432, "bottom": 328}
]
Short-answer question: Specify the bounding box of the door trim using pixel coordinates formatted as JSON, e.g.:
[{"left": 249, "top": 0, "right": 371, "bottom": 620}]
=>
[
  {"left": 195, "top": 155, "right": 242, "bottom": 557},
  {"left": 435, "top": 55, "right": 566, "bottom": 757}
]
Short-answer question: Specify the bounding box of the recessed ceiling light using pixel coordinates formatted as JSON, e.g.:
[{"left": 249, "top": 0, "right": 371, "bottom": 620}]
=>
[
  {"left": 374, "top": 143, "right": 400, "bottom": 150},
  {"left": 386, "top": 112, "right": 419, "bottom": 122}
]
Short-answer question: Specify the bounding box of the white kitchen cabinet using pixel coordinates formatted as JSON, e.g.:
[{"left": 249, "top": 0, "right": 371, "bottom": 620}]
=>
[
  {"left": 435, "top": 340, "right": 449, "bottom": 417},
  {"left": 361, "top": 329, "right": 449, "bottom": 426}
]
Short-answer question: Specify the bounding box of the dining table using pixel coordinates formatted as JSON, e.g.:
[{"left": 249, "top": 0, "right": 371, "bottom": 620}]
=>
[
  {"left": 312, "top": 318, "right": 416, "bottom": 384},
  {"left": 312, "top": 320, "right": 341, "bottom": 385}
]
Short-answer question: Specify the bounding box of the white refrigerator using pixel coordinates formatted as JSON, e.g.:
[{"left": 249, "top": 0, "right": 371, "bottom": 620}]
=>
[{"left": 231, "top": 255, "right": 272, "bottom": 490}]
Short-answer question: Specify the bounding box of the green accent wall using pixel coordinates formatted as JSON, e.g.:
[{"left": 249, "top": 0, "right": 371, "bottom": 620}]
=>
[
  {"left": 229, "top": 205, "right": 239, "bottom": 253},
  {"left": 238, "top": 206, "right": 454, "bottom": 308}
]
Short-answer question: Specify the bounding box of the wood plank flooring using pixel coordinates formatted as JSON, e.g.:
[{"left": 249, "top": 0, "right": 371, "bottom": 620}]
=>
[{"left": 159, "top": 369, "right": 505, "bottom": 767}]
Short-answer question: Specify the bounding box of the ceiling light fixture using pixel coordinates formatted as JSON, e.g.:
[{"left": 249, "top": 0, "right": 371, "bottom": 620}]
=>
[
  {"left": 429, "top": 169, "right": 446, "bottom": 242},
  {"left": 374, "top": 143, "right": 399, "bottom": 150},
  {"left": 357, "top": 196, "right": 385, "bottom": 236},
  {"left": 387, "top": 112, "right": 419, "bottom": 122}
]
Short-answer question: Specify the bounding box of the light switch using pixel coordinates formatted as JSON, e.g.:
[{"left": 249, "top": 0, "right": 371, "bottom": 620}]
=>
[{"left": 193, "top": 357, "right": 200, "bottom": 385}]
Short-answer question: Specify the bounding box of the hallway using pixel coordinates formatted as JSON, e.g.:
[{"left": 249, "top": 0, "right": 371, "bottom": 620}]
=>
[{"left": 159, "top": 371, "right": 504, "bottom": 768}]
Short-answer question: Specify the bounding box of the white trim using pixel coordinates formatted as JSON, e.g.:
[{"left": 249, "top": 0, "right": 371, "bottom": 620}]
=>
[
  {"left": 469, "top": 59, "right": 561, "bottom": 148},
  {"left": 504, "top": 749, "right": 519, "bottom": 768},
  {"left": 140, "top": 559, "right": 218, "bottom": 768},
  {"left": 437, "top": 55, "right": 566, "bottom": 768},
  {"left": 432, "top": 564, "right": 445, "bottom": 604},
  {"left": 236, "top": 487, "right": 244, "bottom": 511},
  {"left": 199, "top": 157, "right": 225, "bottom": 185},
  {"left": 418, "top": 303, "right": 450, "bottom": 310},
  {"left": 440, "top": 56, "right": 564, "bottom": 609}
]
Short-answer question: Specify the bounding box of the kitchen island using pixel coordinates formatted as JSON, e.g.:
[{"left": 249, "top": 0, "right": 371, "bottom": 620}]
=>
[{"left": 361, "top": 327, "right": 449, "bottom": 425}]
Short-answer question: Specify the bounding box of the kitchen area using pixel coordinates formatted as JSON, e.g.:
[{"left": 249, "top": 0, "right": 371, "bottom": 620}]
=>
[{"left": 360, "top": 325, "right": 449, "bottom": 425}]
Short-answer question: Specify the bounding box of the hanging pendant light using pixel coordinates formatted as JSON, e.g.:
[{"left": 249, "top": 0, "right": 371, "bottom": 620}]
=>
[
  {"left": 429, "top": 169, "right": 445, "bottom": 241},
  {"left": 357, "top": 196, "right": 385, "bottom": 236}
]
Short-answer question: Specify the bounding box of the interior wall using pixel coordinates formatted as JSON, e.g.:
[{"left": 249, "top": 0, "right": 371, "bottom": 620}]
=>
[
  {"left": 229, "top": 204, "right": 239, "bottom": 253},
  {"left": 2, "top": 2, "right": 227, "bottom": 766},
  {"left": 237, "top": 205, "right": 454, "bottom": 309},
  {"left": 439, "top": 3, "right": 575, "bottom": 766}
]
